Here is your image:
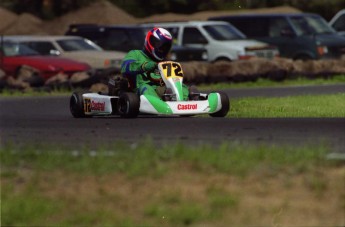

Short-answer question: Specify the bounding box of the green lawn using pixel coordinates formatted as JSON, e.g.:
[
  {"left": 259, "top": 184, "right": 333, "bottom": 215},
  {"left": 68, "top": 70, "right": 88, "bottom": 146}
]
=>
[
  {"left": 229, "top": 93, "right": 345, "bottom": 118},
  {"left": 1, "top": 141, "right": 343, "bottom": 226}
]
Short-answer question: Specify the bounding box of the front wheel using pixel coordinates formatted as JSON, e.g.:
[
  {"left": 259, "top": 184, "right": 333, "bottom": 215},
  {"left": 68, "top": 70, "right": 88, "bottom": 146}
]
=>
[
  {"left": 117, "top": 92, "right": 140, "bottom": 118},
  {"left": 70, "top": 91, "right": 86, "bottom": 118},
  {"left": 210, "top": 92, "right": 230, "bottom": 118}
]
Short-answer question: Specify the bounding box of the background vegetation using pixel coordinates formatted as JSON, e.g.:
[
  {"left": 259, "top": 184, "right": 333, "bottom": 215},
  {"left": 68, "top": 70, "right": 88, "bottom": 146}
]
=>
[{"left": 0, "top": 0, "right": 344, "bottom": 20}]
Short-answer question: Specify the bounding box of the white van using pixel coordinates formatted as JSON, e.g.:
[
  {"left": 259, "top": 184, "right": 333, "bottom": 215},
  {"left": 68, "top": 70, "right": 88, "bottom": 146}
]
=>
[{"left": 141, "top": 21, "right": 279, "bottom": 61}]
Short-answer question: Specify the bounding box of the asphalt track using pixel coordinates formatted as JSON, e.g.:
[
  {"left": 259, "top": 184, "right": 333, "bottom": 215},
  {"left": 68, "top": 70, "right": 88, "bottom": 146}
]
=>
[{"left": 1, "top": 84, "right": 344, "bottom": 152}]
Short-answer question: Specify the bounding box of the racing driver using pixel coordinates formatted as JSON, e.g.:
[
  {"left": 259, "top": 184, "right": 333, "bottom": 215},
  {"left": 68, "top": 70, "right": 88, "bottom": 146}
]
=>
[{"left": 120, "top": 27, "right": 195, "bottom": 100}]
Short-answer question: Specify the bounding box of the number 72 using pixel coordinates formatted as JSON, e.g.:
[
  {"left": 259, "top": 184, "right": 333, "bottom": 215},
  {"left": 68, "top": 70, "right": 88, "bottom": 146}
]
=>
[{"left": 161, "top": 62, "right": 183, "bottom": 78}]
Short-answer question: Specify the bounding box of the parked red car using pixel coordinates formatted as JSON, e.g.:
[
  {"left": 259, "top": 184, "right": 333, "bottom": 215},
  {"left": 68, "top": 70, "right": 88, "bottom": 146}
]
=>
[{"left": 0, "top": 41, "right": 91, "bottom": 80}]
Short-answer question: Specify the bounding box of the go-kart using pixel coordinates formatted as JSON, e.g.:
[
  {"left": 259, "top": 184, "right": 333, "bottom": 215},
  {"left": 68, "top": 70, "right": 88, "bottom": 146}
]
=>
[{"left": 69, "top": 61, "right": 229, "bottom": 118}]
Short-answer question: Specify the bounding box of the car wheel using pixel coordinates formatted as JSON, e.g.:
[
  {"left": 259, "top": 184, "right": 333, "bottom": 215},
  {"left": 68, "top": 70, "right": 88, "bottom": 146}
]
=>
[
  {"left": 117, "top": 92, "right": 140, "bottom": 118},
  {"left": 210, "top": 92, "right": 230, "bottom": 118},
  {"left": 70, "top": 91, "right": 86, "bottom": 118},
  {"left": 214, "top": 57, "right": 231, "bottom": 62}
]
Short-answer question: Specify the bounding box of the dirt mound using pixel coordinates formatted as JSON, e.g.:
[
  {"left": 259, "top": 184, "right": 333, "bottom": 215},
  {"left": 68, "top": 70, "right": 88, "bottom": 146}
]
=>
[
  {"left": 0, "top": 7, "right": 18, "bottom": 32},
  {"left": 44, "top": 0, "right": 137, "bottom": 35},
  {"left": 2, "top": 13, "right": 48, "bottom": 35},
  {"left": 139, "top": 6, "right": 301, "bottom": 23},
  {"left": 0, "top": 2, "right": 301, "bottom": 35}
]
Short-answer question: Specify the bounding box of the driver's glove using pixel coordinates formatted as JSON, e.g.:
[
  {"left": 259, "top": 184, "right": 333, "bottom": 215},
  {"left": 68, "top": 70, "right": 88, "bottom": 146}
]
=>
[{"left": 142, "top": 61, "right": 157, "bottom": 72}]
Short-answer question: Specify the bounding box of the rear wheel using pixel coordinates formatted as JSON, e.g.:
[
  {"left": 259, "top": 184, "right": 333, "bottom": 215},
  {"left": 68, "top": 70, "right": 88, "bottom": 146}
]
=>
[
  {"left": 117, "top": 92, "right": 140, "bottom": 118},
  {"left": 210, "top": 92, "right": 230, "bottom": 118},
  {"left": 70, "top": 91, "right": 86, "bottom": 118}
]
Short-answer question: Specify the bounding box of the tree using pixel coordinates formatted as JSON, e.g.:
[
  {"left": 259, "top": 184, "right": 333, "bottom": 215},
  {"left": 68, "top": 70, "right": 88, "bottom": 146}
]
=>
[{"left": 1, "top": 0, "right": 44, "bottom": 18}]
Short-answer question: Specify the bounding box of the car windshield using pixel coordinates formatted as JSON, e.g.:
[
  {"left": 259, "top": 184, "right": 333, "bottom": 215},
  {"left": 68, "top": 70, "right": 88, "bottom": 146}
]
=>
[
  {"left": 57, "top": 38, "right": 103, "bottom": 51},
  {"left": 1, "top": 42, "right": 40, "bottom": 56},
  {"left": 203, "top": 24, "right": 246, "bottom": 40},
  {"left": 290, "top": 15, "right": 336, "bottom": 35}
]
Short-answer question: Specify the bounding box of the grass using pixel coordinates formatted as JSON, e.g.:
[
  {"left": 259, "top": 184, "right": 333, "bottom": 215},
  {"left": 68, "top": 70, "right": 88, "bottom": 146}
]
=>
[
  {"left": 229, "top": 93, "right": 345, "bottom": 118},
  {"left": 198, "top": 74, "right": 345, "bottom": 90},
  {"left": 2, "top": 140, "right": 344, "bottom": 226},
  {"left": 1, "top": 140, "right": 330, "bottom": 177}
]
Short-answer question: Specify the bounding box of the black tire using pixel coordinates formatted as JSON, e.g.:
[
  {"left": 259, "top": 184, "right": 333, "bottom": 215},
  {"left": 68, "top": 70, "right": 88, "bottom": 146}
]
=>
[
  {"left": 70, "top": 91, "right": 86, "bottom": 118},
  {"left": 117, "top": 92, "right": 140, "bottom": 118},
  {"left": 210, "top": 92, "right": 230, "bottom": 118},
  {"left": 214, "top": 57, "right": 231, "bottom": 62}
]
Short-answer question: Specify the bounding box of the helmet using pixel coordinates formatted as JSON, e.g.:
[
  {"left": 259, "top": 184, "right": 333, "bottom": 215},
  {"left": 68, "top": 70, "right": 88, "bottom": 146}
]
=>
[{"left": 144, "top": 27, "right": 173, "bottom": 61}]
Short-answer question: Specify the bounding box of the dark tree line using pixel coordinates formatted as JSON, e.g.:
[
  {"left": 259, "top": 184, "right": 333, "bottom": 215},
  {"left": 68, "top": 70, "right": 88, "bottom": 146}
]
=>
[
  {"left": 0, "top": 0, "right": 92, "bottom": 19},
  {"left": 1, "top": 0, "right": 344, "bottom": 20}
]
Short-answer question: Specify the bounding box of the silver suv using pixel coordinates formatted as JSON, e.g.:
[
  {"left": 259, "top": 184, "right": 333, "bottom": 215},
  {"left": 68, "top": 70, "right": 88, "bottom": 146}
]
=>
[{"left": 141, "top": 21, "right": 279, "bottom": 61}]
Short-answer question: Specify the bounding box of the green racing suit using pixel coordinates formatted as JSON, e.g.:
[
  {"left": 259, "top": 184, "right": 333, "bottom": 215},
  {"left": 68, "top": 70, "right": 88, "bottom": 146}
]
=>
[{"left": 120, "top": 50, "right": 189, "bottom": 100}]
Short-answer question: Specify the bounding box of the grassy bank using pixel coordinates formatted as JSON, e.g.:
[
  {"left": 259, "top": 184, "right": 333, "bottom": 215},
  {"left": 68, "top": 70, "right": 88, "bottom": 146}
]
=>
[{"left": 1, "top": 141, "right": 344, "bottom": 226}]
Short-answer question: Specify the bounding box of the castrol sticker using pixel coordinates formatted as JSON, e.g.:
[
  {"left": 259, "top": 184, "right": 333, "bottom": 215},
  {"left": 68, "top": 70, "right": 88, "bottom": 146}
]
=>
[
  {"left": 177, "top": 104, "right": 197, "bottom": 110},
  {"left": 167, "top": 101, "right": 212, "bottom": 114}
]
